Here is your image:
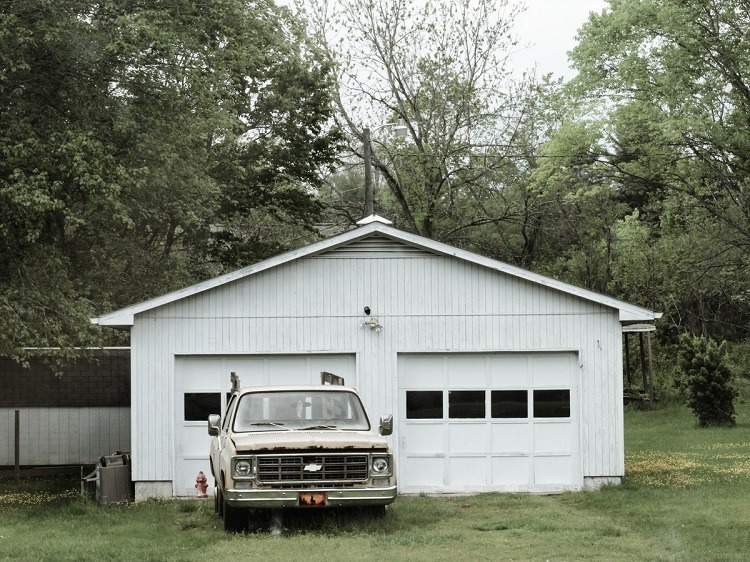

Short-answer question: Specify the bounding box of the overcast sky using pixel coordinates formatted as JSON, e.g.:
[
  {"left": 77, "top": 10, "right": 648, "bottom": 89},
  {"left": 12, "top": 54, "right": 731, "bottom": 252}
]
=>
[{"left": 509, "top": 0, "right": 608, "bottom": 79}]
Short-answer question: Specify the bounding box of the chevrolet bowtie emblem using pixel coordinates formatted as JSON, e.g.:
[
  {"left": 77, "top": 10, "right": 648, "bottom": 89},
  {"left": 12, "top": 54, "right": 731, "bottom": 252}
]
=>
[{"left": 303, "top": 463, "right": 323, "bottom": 472}]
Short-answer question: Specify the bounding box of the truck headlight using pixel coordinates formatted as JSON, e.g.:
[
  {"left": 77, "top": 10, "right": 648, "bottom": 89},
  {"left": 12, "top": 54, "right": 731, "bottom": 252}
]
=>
[
  {"left": 233, "top": 458, "right": 253, "bottom": 478},
  {"left": 371, "top": 456, "right": 390, "bottom": 475}
]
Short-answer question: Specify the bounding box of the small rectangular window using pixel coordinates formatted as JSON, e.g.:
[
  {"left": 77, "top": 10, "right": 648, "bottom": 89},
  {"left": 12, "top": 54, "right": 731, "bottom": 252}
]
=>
[
  {"left": 184, "top": 393, "right": 221, "bottom": 422},
  {"left": 491, "top": 390, "right": 528, "bottom": 418},
  {"left": 406, "top": 391, "right": 443, "bottom": 419},
  {"left": 448, "top": 390, "right": 485, "bottom": 419},
  {"left": 533, "top": 389, "right": 570, "bottom": 418}
]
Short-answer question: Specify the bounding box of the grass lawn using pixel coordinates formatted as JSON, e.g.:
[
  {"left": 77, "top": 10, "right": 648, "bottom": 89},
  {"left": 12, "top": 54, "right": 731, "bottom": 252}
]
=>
[{"left": 2, "top": 396, "right": 749, "bottom": 561}]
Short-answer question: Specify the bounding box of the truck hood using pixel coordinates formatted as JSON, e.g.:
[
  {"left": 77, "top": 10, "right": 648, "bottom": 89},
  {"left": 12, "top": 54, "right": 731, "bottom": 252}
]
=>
[{"left": 231, "top": 430, "right": 390, "bottom": 452}]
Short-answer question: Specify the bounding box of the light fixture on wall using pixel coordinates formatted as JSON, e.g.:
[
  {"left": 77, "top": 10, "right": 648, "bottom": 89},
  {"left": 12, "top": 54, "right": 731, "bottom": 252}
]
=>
[{"left": 361, "top": 317, "right": 383, "bottom": 332}]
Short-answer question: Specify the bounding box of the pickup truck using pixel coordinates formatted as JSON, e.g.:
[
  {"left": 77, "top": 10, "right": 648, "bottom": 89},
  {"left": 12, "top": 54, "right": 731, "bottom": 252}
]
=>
[{"left": 208, "top": 373, "right": 396, "bottom": 532}]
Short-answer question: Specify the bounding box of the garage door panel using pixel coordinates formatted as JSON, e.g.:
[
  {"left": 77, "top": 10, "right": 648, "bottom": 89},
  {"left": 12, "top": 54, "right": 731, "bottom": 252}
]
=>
[
  {"left": 448, "top": 424, "right": 489, "bottom": 453},
  {"left": 182, "top": 425, "right": 211, "bottom": 457},
  {"left": 489, "top": 355, "right": 529, "bottom": 387},
  {"left": 307, "top": 356, "right": 357, "bottom": 382},
  {"left": 177, "top": 458, "right": 213, "bottom": 498},
  {"left": 531, "top": 355, "right": 572, "bottom": 386},
  {"left": 223, "top": 357, "right": 266, "bottom": 385},
  {"left": 266, "top": 358, "right": 309, "bottom": 383},
  {"left": 403, "top": 457, "right": 444, "bottom": 487},
  {"left": 534, "top": 456, "right": 573, "bottom": 485},
  {"left": 449, "top": 457, "right": 488, "bottom": 486},
  {"left": 179, "top": 358, "right": 224, "bottom": 389},
  {"left": 446, "top": 355, "right": 486, "bottom": 387},
  {"left": 221, "top": 355, "right": 357, "bottom": 387},
  {"left": 491, "top": 423, "right": 531, "bottom": 453},
  {"left": 492, "top": 456, "right": 531, "bottom": 486},
  {"left": 533, "top": 423, "right": 574, "bottom": 453},
  {"left": 404, "top": 424, "right": 444, "bottom": 454},
  {"left": 401, "top": 356, "right": 443, "bottom": 388}
]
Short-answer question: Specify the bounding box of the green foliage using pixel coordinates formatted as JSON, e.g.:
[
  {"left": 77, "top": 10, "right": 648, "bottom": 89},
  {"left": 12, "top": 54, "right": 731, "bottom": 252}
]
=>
[
  {"left": 528, "top": 119, "right": 630, "bottom": 293},
  {"left": 0, "top": 0, "right": 341, "bottom": 356},
  {"left": 677, "top": 334, "right": 737, "bottom": 427},
  {"left": 726, "top": 341, "right": 750, "bottom": 380},
  {"left": 517, "top": 0, "right": 750, "bottom": 342}
]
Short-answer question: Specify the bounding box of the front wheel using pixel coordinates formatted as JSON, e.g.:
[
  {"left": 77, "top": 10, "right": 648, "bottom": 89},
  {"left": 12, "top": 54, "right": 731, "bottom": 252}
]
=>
[
  {"left": 214, "top": 486, "right": 223, "bottom": 517},
  {"left": 363, "top": 505, "right": 387, "bottom": 519},
  {"left": 223, "top": 499, "right": 248, "bottom": 533}
]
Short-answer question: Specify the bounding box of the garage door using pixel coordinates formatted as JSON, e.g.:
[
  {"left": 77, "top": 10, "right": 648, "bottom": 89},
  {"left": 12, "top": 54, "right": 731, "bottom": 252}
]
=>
[
  {"left": 174, "top": 354, "right": 356, "bottom": 496},
  {"left": 398, "top": 353, "right": 580, "bottom": 493}
]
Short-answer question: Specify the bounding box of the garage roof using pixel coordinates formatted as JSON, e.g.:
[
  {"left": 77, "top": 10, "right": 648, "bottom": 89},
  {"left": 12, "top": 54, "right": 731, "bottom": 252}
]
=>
[{"left": 92, "top": 215, "right": 661, "bottom": 329}]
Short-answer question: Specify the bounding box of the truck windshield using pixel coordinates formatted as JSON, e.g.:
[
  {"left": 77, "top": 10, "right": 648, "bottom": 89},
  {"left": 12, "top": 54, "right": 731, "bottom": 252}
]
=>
[{"left": 233, "top": 390, "right": 371, "bottom": 432}]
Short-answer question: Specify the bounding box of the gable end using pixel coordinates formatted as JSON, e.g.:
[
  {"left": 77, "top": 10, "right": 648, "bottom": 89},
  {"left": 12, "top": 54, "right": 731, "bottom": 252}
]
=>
[{"left": 316, "top": 234, "right": 435, "bottom": 259}]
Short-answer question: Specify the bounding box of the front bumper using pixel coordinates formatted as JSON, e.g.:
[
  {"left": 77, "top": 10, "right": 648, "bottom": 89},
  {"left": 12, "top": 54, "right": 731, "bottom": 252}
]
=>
[{"left": 223, "top": 485, "right": 397, "bottom": 508}]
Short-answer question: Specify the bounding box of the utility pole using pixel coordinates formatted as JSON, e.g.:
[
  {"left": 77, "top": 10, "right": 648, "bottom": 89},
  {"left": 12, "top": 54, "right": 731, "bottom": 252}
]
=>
[
  {"left": 363, "top": 127, "right": 373, "bottom": 216},
  {"left": 363, "top": 122, "right": 406, "bottom": 218}
]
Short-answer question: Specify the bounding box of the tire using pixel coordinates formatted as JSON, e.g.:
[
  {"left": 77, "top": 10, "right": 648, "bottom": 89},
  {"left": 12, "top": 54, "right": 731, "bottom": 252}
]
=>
[
  {"left": 223, "top": 499, "right": 248, "bottom": 533},
  {"left": 214, "top": 486, "right": 223, "bottom": 517},
  {"left": 246, "top": 509, "right": 267, "bottom": 532},
  {"left": 363, "top": 505, "right": 386, "bottom": 519}
]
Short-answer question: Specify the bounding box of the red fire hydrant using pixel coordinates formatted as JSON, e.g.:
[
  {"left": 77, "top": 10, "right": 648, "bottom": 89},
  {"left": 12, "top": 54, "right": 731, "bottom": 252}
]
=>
[{"left": 195, "top": 471, "right": 208, "bottom": 498}]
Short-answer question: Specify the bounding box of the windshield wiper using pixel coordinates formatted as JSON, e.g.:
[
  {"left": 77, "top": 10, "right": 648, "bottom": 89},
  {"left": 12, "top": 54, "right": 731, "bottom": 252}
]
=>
[
  {"left": 300, "top": 424, "right": 339, "bottom": 431},
  {"left": 248, "top": 422, "right": 293, "bottom": 431}
]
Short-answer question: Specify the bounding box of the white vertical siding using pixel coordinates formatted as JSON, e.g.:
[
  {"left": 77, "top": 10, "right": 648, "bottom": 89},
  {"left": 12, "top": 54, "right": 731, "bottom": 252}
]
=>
[
  {"left": 0, "top": 408, "right": 130, "bottom": 466},
  {"left": 131, "top": 237, "right": 625, "bottom": 484}
]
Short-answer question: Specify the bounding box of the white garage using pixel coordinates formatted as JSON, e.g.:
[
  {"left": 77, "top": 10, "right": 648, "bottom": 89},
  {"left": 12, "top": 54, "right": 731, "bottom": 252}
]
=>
[{"left": 94, "top": 216, "right": 659, "bottom": 498}]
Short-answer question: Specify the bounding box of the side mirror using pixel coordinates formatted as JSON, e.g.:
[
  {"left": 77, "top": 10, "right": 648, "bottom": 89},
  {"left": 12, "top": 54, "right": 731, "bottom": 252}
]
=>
[
  {"left": 379, "top": 414, "right": 393, "bottom": 436},
  {"left": 208, "top": 414, "right": 221, "bottom": 436}
]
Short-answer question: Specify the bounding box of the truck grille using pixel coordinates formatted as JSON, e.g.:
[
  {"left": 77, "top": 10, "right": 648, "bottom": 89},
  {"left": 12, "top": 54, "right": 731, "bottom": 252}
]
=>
[{"left": 257, "top": 454, "right": 369, "bottom": 484}]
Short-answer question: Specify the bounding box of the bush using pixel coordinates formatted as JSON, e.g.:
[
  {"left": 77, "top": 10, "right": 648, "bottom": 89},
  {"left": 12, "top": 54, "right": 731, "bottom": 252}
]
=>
[{"left": 677, "top": 334, "right": 737, "bottom": 427}]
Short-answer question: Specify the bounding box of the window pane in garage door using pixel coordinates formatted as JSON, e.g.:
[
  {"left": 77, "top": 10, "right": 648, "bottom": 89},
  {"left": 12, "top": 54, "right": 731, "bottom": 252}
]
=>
[
  {"left": 491, "top": 390, "right": 528, "bottom": 418},
  {"left": 184, "top": 393, "right": 221, "bottom": 421},
  {"left": 406, "top": 391, "right": 443, "bottom": 419},
  {"left": 533, "top": 389, "right": 570, "bottom": 418},
  {"left": 448, "top": 390, "right": 485, "bottom": 418}
]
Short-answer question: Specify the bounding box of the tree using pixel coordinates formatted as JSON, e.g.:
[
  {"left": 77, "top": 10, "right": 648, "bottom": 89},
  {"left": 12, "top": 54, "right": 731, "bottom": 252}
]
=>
[
  {"left": 571, "top": 0, "right": 750, "bottom": 247},
  {"left": 537, "top": 0, "right": 750, "bottom": 340},
  {"left": 677, "top": 334, "right": 737, "bottom": 427},
  {"left": 0, "top": 0, "right": 341, "bottom": 361},
  {"left": 570, "top": 3, "right": 750, "bottom": 243},
  {"left": 303, "top": 0, "right": 539, "bottom": 245},
  {"left": 527, "top": 119, "right": 631, "bottom": 294}
]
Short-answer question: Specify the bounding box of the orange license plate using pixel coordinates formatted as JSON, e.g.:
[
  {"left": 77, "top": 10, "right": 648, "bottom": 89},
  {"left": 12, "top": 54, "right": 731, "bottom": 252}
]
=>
[{"left": 299, "top": 492, "right": 327, "bottom": 507}]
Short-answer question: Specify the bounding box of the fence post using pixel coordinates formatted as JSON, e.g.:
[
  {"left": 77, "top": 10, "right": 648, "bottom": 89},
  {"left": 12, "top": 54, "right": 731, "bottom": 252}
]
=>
[{"left": 15, "top": 409, "right": 20, "bottom": 481}]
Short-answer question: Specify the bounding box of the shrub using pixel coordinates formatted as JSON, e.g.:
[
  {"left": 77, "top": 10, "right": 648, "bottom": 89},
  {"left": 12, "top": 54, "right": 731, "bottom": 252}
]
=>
[{"left": 677, "top": 334, "right": 737, "bottom": 427}]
